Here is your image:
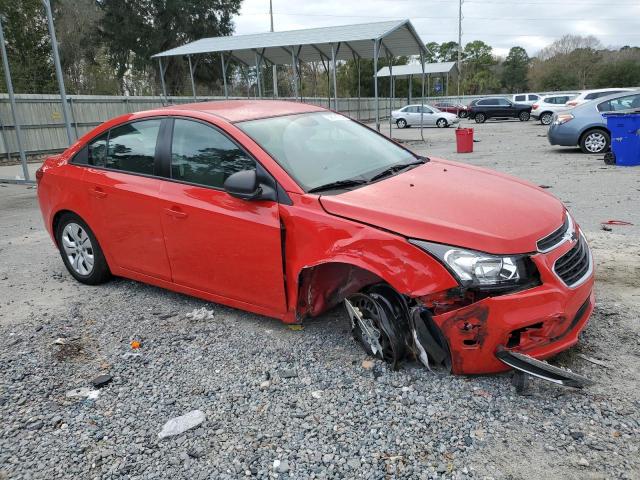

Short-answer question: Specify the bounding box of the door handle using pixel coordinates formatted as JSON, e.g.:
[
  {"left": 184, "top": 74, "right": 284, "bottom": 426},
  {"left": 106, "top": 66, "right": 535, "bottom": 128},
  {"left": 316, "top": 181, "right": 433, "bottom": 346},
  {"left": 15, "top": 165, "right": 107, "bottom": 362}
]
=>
[
  {"left": 164, "top": 207, "right": 187, "bottom": 219},
  {"left": 89, "top": 187, "right": 107, "bottom": 199}
]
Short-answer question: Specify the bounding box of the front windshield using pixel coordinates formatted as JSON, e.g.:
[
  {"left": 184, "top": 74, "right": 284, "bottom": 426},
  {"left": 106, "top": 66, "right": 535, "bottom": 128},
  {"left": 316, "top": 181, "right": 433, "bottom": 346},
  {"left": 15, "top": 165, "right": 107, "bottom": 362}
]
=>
[{"left": 237, "top": 112, "right": 416, "bottom": 191}]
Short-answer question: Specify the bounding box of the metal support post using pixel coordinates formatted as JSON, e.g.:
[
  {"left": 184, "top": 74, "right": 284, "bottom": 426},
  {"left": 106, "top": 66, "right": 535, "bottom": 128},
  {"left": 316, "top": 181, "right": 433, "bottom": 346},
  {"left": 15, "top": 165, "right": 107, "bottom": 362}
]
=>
[
  {"left": 43, "top": 0, "right": 73, "bottom": 145},
  {"left": 420, "top": 53, "right": 425, "bottom": 142},
  {"left": 408, "top": 74, "right": 412, "bottom": 104},
  {"left": 373, "top": 39, "right": 380, "bottom": 131},
  {"left": 254, "top": 52, "right": 262, "bottom": 98},
  {"left": 356, "top": 56, "right": 361, "bottom": 121},
  {"left": 188, "top": 55, "right": 197, "bottom": 100},
  {"left": 291, "top": 47, "right": 299, "bottom": 99},
  {"left": 388, "top": 61, "right": 393, "bottom": 138},
  {"left": 0, "top": 17, "right": 29, "bottom": 180},
  {"left": 158, "top": 58, "right": 168, "bottom": 102},
  {"left": 330, "top": 43, "right": 338, "bottom": 111},
  {"left": 221, "top": 53, "right": 228, "bottom": 98}
]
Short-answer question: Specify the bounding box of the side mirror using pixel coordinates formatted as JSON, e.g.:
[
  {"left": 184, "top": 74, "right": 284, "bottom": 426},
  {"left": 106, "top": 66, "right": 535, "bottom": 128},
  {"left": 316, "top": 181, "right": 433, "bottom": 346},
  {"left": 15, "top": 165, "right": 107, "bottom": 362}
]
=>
[{"left": 223, "top": 170, "right": 263, "bottom": 200}]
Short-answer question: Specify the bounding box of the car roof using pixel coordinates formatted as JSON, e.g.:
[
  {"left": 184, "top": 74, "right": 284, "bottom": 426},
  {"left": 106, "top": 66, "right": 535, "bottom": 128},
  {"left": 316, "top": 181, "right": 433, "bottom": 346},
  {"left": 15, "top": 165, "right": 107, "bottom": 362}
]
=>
[
  {"left": 163, "top": 99, "right": 326, "bottom": 122},
  {"left": 572, "top": 89, "right": 640, "bottom": 111},
  {"left": 578, "top": 87, "right": 635, "bottom": 95}
]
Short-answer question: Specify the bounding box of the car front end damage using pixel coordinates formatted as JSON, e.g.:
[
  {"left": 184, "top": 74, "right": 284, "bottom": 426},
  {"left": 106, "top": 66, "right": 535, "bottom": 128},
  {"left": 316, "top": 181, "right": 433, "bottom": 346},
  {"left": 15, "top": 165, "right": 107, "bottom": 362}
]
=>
[{"left": 344, "top": 214, "right": 595, "bottom": 386}]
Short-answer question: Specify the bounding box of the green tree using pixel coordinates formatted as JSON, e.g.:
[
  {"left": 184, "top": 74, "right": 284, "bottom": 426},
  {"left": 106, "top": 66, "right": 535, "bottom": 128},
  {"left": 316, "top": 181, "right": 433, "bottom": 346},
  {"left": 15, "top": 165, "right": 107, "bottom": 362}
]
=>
[
  {"left": 594, "top": 59, "right": 640, "bottom": 88},
  {"left": 424, "top": 42, "right": 439, "bottom": 63},
  {"left": 501, "top": 46, "right": 529, "bottom": 92},
  {"left": 439, "top": 41, "right": 460, "bottom": 62},
  {"left": 97, "top": 0, "right": 242, "bottom": 95},
  {"left": 0, "top": 0, "right": 56, "bottom": 93}
]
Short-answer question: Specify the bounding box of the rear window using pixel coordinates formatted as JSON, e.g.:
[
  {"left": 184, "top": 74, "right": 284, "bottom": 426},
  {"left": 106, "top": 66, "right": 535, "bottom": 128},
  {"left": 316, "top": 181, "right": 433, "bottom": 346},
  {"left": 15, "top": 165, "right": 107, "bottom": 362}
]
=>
[
  {"left": 514, "top": 95, "right": 526, "bottom": 101},
  {"left": 597, "top": 93, "right": 640, "bottom": 112},
  {"left": 586, "top": 91, "right": 622, "bottom": 100},
  {"left": 528, "top": 94, "right": 540, "bottom": 101}
]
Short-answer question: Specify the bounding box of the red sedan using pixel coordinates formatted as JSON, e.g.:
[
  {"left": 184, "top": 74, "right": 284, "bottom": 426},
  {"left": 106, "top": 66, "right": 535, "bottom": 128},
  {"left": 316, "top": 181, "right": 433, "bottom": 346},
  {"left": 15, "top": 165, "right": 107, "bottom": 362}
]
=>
[
  {"left": 37, "top": 100, "right": 594, "bottom": 380},
  {"left": 431, "top": 101, "right": 469, "bottom": 118}
]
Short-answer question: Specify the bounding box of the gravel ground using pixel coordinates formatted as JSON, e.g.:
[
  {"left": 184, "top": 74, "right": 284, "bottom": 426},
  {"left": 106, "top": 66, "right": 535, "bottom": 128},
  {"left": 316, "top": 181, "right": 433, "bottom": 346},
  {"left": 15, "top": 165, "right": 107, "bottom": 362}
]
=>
[{"left": 1, "top": 118, "right": 639, "bottom": 479}]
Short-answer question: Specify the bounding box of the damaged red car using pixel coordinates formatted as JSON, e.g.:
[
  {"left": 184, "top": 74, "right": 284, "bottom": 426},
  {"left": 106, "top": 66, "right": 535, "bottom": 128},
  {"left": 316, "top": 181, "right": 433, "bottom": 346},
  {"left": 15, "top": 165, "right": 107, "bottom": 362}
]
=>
[{"left": 37, "top": 100, "right": 594, "bottom": 381}]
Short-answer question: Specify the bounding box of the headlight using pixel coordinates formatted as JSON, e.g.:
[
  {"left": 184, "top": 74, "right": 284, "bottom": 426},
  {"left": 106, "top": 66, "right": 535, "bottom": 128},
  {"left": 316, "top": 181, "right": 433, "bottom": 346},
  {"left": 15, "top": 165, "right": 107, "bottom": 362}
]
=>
[
  {"left": 409, "top": 240, "right": 538, "bottom": 292},
  {"left": 554, "top": 113, "right": 574, "bottom": 125}
]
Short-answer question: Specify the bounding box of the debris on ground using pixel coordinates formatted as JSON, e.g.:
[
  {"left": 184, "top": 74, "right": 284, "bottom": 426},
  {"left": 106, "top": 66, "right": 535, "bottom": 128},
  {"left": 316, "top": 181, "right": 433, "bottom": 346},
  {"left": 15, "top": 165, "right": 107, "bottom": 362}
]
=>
[
  {"left": 91, "top": 374, "right": 113, "bottom": 388},
  {"left": 65, "top": 387, "right": 100, "bottom": 400},
  {"left": 158, "top": 410, "right": 206, "bottom": 439},
  {"left": 361, "top": 359, "right": 375, "bottom": 370},
  {"left": 279, "top": 368, "right": 297, "bottom": 379},
  {"left": 185, "top": 307, "right": 215, "bottom": 320},
  {"left": 577, "top": 353, "right": 612, "bottom": 369},
  {"left": 538, "top": 184, "right": 552, "bottom": 189},
  {"left": 130, "top": 340, "right": 141, "bottom": 349},
  {"left": 287, "top": 324, "right": 304, "bottom": 331}
]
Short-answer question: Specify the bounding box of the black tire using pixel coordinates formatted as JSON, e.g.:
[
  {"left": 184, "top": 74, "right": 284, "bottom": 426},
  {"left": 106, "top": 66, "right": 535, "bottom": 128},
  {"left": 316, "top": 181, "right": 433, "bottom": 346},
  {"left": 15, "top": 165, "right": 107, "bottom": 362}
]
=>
[
  {"left": 475, "top": 113, "right": 486, "bottom": 123},
  {"left": 55, "top": 212, "right": 111, "bottom": 285},
  {"left": 540, "top": 112, "right": 553, "bottom": 125},
  {"left": 580, "top": 129, "right": 610, "bottom": 154},
  {"left": 396, "top": 118, "right": 407, "bottom": 129},
  {"left": 458, "top": 110, "right": 468, "bottom": 118},
  {"left": 519, "top": 111, "right": 531, "bottom": 121},
  {"left": 436, "top": 118, "right": 448, "bottom": 128}
]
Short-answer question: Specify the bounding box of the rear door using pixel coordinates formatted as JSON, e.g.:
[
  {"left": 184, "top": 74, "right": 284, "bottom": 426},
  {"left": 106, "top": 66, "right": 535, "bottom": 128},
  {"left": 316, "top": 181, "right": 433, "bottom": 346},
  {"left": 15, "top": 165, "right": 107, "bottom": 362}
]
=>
[
  {"left": 80, "top": 118, "right": 172, "bottom": 280},
  {"left": 157, "top": 118, "right": 286, "bottom": 311},
  {"left": 496, "top": 98, "right": 514, "bottom": 116}
]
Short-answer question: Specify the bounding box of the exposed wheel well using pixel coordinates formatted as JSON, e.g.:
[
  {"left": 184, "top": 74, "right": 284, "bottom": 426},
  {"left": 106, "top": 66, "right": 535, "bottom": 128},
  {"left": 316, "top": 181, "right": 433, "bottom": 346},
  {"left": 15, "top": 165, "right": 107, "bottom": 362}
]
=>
[
  {"left": 52, "top": 209, "right": 77, "bottom": 245},
  {"left": 296, "top": 262, "right": 385, "bottom": 320}
]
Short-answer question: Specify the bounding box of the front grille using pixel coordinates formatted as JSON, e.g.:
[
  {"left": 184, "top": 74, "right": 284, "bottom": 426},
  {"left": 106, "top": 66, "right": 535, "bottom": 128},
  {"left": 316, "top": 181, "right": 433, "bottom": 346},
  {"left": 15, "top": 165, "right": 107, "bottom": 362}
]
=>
[
  {"left": 537, "top": 216, "right": 569, "bottom": 252},
  {"left": 554, "top": 235, "right": 591, "bottom": 287}
]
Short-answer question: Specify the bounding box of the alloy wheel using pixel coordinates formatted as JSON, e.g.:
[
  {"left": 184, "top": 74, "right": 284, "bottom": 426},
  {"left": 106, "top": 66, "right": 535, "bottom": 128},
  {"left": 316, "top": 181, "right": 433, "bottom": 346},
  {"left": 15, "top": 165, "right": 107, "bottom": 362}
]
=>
[
  {"left": 61, "top": 223, "right": 94, "bottom": 276},
  {"left": 436, "top": 118, "right": 448, "bottom": 128},
  {"left": 584, "top": 132, "right": 607, "bottom": 153},
  {"left": 396, "top": 119, "right": 407, "bottom": 129},
  {"left": 541, "top": 113, "right": 553, "bottom": 125}
]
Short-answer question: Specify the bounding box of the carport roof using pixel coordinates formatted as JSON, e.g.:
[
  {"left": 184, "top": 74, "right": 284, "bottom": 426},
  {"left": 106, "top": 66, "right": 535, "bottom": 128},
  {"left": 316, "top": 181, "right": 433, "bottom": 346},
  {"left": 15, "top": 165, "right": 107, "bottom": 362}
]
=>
[
  {"left": 376, "top": 61, "right": 458, "bottom": 78},
  {"left": 151, "top": 19, "right": 427, "bottom": 66}
]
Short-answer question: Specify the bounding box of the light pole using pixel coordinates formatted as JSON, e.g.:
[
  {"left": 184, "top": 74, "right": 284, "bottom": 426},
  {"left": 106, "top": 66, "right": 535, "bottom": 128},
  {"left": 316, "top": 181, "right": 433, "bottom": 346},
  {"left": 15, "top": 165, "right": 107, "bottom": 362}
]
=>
[{"left": 270, "top": 0, "right": 278, "bottom": 97}]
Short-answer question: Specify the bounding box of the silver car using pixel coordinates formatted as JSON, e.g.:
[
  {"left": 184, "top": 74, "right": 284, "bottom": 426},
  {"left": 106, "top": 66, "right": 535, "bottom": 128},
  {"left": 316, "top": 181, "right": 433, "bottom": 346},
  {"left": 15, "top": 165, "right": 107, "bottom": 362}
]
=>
[
  {"left": 548, "top": 90, "right": 640, "bottom": 154},
  {"left": 391, "top": 105, "right": 460, "bottom": 129}
]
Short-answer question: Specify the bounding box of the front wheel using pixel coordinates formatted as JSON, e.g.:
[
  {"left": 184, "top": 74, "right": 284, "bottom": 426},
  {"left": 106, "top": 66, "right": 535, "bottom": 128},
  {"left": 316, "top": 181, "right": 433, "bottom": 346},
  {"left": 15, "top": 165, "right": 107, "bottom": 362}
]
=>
[
  {"left": 580, "top": 129, "right": 610, "bottom": 154},
  {"left": 519, "top": 111, "right": 531, "bottom": 121},
  {"left": 396, "top": 118, "right": 407, "bottom": 129},
  {"left": 458, "top": 110, "right": 468, "bottom": 118},
  {"left": 436, "top": 118, "right": 448, "bottom": 128},
  {"left": 55, "top": 213, "right": 111, "bottom": 285},
  {"left": 474, "top": 113, "right": 486, "bottom": 123},
  {"left": 540, "top": 112, "right": 553, "bottom": 125}
]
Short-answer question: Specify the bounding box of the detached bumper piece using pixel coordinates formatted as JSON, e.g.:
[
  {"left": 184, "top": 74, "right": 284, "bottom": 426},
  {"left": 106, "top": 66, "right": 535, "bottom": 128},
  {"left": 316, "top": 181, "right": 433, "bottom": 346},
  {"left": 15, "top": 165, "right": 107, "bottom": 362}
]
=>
[{"left": 495, "top": 348, "right": 593, "bottom": 388}]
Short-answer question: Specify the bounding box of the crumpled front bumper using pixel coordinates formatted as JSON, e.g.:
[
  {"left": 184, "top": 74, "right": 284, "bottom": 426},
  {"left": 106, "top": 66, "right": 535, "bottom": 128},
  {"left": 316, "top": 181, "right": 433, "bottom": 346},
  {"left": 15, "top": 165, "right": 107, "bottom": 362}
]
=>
[{"left": 428, "top": 240, "right": 595, "bottom": 375}]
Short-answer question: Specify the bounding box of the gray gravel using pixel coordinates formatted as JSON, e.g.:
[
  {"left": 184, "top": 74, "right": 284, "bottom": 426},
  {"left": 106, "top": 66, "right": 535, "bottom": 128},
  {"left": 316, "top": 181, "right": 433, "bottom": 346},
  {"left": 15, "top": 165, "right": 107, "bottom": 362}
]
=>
[{"left": 1, "top": 120, "right": 639, "bottom": 479}]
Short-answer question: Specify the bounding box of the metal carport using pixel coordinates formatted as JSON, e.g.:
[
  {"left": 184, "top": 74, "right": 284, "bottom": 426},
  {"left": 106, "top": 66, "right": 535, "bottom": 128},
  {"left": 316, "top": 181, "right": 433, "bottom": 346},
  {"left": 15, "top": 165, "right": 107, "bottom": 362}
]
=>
[
  {"left": 376, "top": 61, "right": 459, "bottom": 102},
  {"left": 151, "top": 19, "right": 428, "bottom": 132}
]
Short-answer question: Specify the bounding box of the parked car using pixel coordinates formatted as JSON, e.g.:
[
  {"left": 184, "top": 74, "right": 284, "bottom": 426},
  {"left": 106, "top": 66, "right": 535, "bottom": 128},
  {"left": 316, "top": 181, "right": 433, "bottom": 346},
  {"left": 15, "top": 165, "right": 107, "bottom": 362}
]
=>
[
  {"left": 531, "top": 94, "right": 578, "bottom": 125},
  {"left": 548, "top": 90, "right": 640, "bottom": 153},
  {"left": 564, "top": 88, "right": 636, "bottom": 108},
  {"left": 468, "top": 97, "right": 532, "bottom": 123},
  {"left": 391, "top": 104, "right": 460, "bottom": 128},
  {"left": 511, "top": 93, "right": 542, "bottom": 105},
  {"left": 431, "top": 101, "right": 469, "bottom": 118},
  {"left": 37, "top": 100, "right": 594, "bottom": 379}
]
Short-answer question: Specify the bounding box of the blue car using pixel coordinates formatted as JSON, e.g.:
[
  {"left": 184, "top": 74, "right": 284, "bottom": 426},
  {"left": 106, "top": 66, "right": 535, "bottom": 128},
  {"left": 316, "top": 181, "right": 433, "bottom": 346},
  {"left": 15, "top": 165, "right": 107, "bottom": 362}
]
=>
[{"left": 548, "top": 90, "right": 640, "bottom": 154}]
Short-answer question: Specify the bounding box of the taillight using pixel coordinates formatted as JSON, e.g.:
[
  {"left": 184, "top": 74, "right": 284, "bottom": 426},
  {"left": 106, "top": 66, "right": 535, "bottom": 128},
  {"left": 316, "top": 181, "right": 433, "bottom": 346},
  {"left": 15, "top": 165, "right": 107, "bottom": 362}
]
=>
[
  {"left": 565, "top": 101, "right": 578, "bottom": 107},
  {"left": 532, "top": 104, "right": 539, "bottom": 110},
  {"left": 35, "top": 167, "right": 44, "bottom": 185}
]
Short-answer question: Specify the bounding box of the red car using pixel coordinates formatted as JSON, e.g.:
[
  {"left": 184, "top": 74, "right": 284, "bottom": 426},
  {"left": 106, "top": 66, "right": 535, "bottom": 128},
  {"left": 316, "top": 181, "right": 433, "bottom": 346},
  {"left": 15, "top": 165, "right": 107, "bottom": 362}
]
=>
[
  {"left": 432, "top": 101, "right": 469, "bottom": 118},
  {"left": 37, "top": 100, "right": 594, "bottom": 380}
]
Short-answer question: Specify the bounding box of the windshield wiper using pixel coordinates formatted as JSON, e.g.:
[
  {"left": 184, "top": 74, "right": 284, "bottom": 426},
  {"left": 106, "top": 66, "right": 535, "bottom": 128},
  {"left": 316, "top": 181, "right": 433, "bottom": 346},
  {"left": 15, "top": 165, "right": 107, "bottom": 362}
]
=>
[
  {"left": 368, "top": 158, "right": 426, "bottom": 183},
  {"left": 307, "top": 178, "right": 368, "bottom": 193}
]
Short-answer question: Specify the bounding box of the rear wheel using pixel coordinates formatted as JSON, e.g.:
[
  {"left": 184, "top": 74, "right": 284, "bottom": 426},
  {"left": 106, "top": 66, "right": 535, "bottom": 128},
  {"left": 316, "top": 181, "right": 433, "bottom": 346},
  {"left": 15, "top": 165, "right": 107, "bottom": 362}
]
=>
[
  {"left": 580, "top": 129, "right": 610, "bottom": 154},
  {"left": 55, "top": 213, "right": 111, "bottom": 285},
  {"left": 436, "top": 118, "right": 448, "bottom": 128},
  {"left": 458, "top": 110, "right": 468, "bottom": 118},
  {"left": 396, "top": 118, "right": 407, "bottom": 129},
  {"left": 540, "top": 112, "right": 553, "bottom": 125},
  {"left": 474, "top": 113, "right": 486, "bottom": 123},
  {"left": 519, "top": 111, "right": 531, "bottom": 121}
]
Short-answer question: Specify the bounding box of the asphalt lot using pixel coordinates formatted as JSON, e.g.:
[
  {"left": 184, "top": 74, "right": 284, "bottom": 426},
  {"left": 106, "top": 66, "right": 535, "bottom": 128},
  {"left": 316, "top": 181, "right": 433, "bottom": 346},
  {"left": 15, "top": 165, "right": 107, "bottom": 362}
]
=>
[{"left": 1, "top": 118, "right": 639, "bottom": 479}]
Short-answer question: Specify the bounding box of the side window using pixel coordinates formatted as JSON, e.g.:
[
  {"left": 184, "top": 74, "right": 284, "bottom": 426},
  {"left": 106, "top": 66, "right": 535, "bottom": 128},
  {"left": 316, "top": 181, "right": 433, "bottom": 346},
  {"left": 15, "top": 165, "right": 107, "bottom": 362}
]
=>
[
  {"left": 497, "top": 98, "right": 511, "bottom": 106},
  {"left": 514, "top": 95, "right": 526, "bottom": 102},
  {"left": 598, "top": 94, "right": 640, "bottom": 112},
  {"left": 584, "top": 93, "right": 597, "bottom": 100},
  {"left": 528, "top": 94, "right": 539, "bottom": 101},
  {"left": 87, "top": 133, "right": 108, "bottom": 167},
  {"left": 170, "top": 119, "right": 255, "bottom": 189},
  {"left": 406, "top": 106, "right": 418, "bottom": 113},
  {"left": 105, "top": 120, "right": 160, "bottom": 175}
]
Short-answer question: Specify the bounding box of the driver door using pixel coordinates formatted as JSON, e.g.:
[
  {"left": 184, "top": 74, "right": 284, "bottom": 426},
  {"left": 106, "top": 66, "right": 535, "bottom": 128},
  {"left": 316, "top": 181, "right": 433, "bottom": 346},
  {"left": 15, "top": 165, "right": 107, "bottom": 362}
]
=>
[{"left": 157, "top": 118, "right": 286, "bottom": 312}]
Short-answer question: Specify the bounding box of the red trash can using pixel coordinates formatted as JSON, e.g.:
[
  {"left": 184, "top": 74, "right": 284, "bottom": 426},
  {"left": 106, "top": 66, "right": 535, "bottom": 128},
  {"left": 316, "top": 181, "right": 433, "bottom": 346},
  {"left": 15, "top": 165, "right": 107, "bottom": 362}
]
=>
[{"left": 455, "top": 127, "right": 474, "bottom": 153}]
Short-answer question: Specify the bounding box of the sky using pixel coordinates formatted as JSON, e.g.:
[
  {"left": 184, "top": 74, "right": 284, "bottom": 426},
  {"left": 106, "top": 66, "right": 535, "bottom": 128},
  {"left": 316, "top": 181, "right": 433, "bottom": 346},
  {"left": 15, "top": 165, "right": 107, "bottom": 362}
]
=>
[{"left": 232, "top": 0, "right": 640, "bottom": 58}]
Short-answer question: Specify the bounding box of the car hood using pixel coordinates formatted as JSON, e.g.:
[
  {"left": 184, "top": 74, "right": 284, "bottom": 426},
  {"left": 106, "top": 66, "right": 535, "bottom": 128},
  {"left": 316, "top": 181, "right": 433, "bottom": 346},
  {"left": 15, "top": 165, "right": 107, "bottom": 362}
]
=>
[{"left": 319, "top": 159, "right": 565, "bottom": 254}]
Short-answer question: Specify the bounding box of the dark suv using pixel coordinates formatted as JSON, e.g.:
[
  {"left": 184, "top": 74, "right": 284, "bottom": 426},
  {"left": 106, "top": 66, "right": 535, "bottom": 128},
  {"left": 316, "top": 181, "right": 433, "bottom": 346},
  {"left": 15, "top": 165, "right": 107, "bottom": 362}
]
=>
[{"left": 468, "top": 98, "right": 532, "bottom": 123}]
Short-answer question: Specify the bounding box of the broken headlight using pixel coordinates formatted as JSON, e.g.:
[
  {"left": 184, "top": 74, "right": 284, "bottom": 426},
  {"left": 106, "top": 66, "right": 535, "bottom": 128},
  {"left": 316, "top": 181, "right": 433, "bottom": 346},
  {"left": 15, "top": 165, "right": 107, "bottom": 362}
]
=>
[{"left": 409, "top": 240, "right": 539, "bottom": 292}]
